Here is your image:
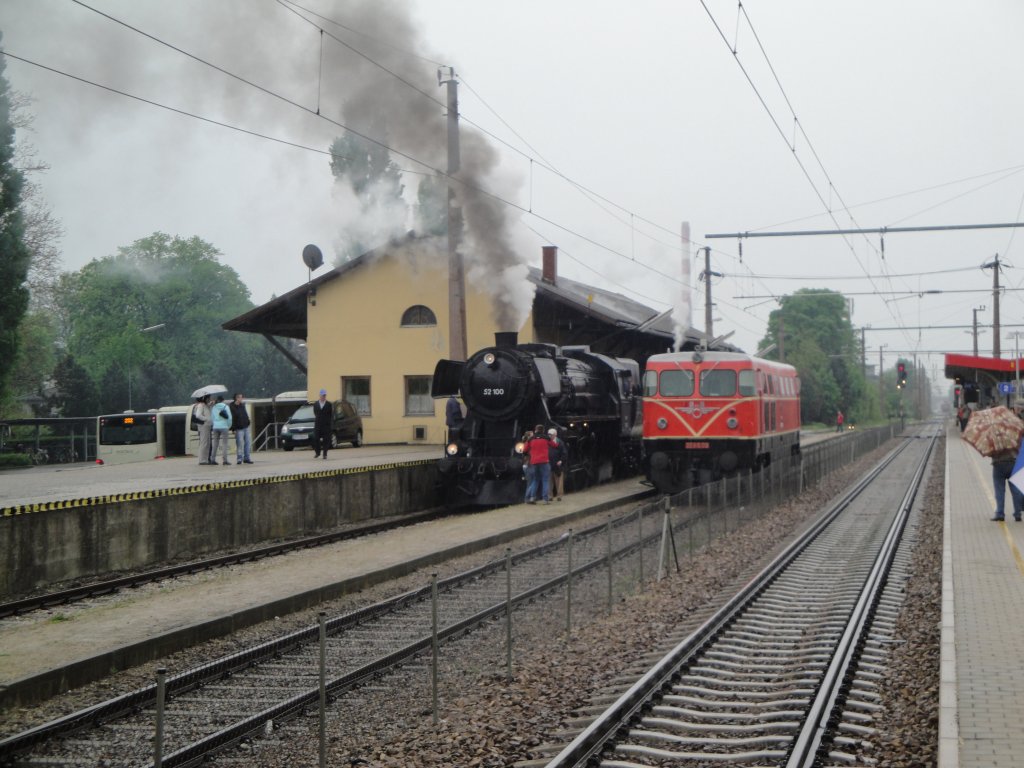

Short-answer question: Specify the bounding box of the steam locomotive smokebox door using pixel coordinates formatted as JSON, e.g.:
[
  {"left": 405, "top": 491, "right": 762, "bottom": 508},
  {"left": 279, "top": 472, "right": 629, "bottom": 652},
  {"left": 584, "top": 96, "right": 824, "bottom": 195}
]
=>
[
  {"left": 533, "top": 358, "right": 562, "bottom": 397},
  {"left": 431, "top": 359, "right": 466, "bottom": 397}
]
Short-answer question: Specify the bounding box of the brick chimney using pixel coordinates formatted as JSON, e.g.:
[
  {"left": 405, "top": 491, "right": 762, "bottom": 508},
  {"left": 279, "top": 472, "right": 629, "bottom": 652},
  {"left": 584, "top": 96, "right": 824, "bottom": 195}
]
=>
[{"left": 542, "top": 245, "right": 557, "bottom": 285}]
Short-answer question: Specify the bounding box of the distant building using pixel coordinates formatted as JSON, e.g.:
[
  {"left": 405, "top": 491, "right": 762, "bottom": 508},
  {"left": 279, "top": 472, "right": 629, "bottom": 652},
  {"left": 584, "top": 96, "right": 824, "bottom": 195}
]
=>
[{"left": 224, "top": 234, "right": 713, "bottom": 444}]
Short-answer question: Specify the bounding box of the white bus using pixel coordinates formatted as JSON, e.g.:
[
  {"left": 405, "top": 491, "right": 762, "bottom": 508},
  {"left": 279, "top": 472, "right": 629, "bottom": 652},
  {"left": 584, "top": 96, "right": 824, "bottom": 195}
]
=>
[
  {"left": 96, "top": 407, "right": 189, "bottom": 465},
  {"left": 97, "top": 391, "right": 308, "bottom": 465}
]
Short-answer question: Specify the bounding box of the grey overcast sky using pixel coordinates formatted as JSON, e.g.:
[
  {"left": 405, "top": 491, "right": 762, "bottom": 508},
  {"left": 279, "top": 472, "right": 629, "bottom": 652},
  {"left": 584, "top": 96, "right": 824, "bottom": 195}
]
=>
[{"left": 3, "top": 0, "right": 1023, "bottom": 384}]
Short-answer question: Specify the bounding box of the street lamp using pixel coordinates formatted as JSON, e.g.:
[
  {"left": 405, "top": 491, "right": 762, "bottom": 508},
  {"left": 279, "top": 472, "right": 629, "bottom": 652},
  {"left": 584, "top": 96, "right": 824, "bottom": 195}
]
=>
[{"left": 128, "top": 323, "right": 166, "bottom": 411}]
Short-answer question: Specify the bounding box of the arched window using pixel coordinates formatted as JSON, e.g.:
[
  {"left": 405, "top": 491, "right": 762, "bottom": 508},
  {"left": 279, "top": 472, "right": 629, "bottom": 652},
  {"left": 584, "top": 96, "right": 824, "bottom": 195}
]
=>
[{"left": 401, "top": 305, "right": 437, "bottom": 327}]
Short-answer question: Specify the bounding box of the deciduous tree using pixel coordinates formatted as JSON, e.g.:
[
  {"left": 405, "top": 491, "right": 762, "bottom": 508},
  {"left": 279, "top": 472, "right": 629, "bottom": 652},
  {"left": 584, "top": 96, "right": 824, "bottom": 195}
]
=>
[
  {"left": 758, "top": 289, "right": 868, "bottom": 425},
  {"left": 60, "top": 232, "right": 302, "bottom": 412},
  {"left": 0, "top": 40, "right": 33, "bottom": 411}
]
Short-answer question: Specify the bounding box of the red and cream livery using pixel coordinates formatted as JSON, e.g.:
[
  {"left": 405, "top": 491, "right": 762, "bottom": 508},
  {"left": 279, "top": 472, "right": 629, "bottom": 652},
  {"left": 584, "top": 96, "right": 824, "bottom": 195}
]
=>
[{"left": 642, "top": 350, "right": 801, "bottom": 493}]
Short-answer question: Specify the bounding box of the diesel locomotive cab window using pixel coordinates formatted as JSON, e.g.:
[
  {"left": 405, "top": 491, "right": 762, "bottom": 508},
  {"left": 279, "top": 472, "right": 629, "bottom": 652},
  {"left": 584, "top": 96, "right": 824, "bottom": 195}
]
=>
[
  {"left": 642, "top": 370, "right": 659, "bottom": 396},
  {"left": 739, "top": 370, "right": 756, "bottom": 396},
  {"left": 659, "top": 369, "right": 694, "bottom": 397},
  {"left": 699, "top": 369, "right": 736, "bottom": 397}
]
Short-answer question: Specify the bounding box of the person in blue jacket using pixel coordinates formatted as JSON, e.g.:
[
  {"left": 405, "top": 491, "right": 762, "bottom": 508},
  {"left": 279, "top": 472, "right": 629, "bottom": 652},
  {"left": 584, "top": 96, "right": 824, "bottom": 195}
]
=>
[{"left": 211, "top": 395, "right": 233, "bottom": 466}]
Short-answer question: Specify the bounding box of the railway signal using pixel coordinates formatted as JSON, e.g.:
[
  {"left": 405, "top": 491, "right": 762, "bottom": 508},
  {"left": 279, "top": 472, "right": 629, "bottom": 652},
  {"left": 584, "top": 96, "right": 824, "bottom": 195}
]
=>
[{"left": 897, "top": 362, "right": 907, "bottom": 388}]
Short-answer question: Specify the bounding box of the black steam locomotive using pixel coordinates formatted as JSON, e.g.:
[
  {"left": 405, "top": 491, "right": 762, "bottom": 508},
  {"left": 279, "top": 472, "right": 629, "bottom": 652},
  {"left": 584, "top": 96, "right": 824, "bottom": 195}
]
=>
[{"left": 431, "top": 332, "right": 643, "bottom": 506}]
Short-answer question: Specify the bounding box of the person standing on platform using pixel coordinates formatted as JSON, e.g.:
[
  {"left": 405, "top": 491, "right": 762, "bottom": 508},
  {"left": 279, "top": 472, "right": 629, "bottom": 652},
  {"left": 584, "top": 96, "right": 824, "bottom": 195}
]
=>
[
  {"left": 211, "top": 395, "right": 233, "bottom": 466},
  {"left": 194, "top": 395, "right": 213, "bottom": 465},
  {"left": 836, "top": 410, "right": 844, "bottom": 433},
  {"left": 230, "top": 393, "right": 253, "bottom": 464},
  {"left": 445, "top": 395, "right": 464, "bottom": 441},
  {"left": 524, "top": 424, "right": 554, "bottom": 504},
  {"left": 313, "top": 388, "right": 333, "bottom": 460},
  {"left": 547, "top": 428, "right": 567, "bottom": 501},
  {"left": 991, "top": 440, "right": 1024, "bottom": 522}
]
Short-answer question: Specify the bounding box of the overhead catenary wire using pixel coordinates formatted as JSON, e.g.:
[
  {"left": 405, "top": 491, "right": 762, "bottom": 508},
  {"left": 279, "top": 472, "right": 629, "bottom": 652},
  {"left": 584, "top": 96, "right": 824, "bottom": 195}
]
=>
[
  {"left": 699, "top": 0, "right": 916, "bottom": 349},
  {"left": 59, "top": 0, "right": 705, "bottom": 298},
  {"left": 0, "top": 52, "right": 687, "bottom": 296},
  {"left": 276, "top": 0, "right": 687, "bottom": 254}
]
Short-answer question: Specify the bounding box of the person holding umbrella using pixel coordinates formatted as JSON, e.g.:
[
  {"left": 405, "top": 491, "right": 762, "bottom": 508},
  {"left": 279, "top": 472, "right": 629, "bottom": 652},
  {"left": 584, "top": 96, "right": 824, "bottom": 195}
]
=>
[
  {"left": 194, "top": 395, "right": 213, "bottom": 465},
  {"left": 962, "top": 405, "right": 1024, "bottom": 521},
  {"left": 990, "top": 443, "right": 1023, "bottom": 522}
]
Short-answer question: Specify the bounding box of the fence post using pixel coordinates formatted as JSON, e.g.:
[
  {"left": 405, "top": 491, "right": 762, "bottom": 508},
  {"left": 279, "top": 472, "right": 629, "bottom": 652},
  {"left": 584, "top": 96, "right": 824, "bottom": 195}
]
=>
[
  {"left": 318, "top": 611, "right": 327, "bottom": 768},
  {"left": 637, "top": 508, "right": 644, "bottom": 586},
  {"left": 431, "top": 574, "right": 439, "bottom": 725},
  {"left": 606, "top": 521, "right": 613, "bottom": 615},
  {"left": 657, "top": 499, "right": 670, "bottom": 581},
  {"left": 154, "top": 667, "right": 167, "bottom": 768},
  {"left": 505, "top": 548, "right": 513, "bottom": 682},
  {"left": 565, "top": 530, "right": 573, "bottom": 635}
]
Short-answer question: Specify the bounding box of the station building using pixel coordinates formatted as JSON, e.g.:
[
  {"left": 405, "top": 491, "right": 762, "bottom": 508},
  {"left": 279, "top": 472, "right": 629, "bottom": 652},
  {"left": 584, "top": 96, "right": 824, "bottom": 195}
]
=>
[{"left": 224, "top": 234, "right": 709, "bottom": 445}]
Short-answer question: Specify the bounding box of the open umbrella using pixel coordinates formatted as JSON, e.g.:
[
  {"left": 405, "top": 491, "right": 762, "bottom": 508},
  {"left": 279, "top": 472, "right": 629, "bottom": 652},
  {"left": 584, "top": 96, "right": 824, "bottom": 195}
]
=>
[
  {"left": 191, "top": 384, "right": 228, "bottom": 399},
  {"left": 962, "top": 405, "right": 1024, "bottom": 457}
]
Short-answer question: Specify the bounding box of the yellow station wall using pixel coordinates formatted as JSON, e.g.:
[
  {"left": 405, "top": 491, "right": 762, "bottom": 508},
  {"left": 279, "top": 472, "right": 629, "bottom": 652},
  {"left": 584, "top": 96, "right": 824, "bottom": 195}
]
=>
[{"left": 305, "top": 251, "right": 532, "bottom": 444}]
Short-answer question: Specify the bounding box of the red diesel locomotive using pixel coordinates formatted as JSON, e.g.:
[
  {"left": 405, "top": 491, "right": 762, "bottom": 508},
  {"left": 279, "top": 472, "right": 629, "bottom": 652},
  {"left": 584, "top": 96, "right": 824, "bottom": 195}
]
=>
[{"left": 642, "top": 350, "right": 801, "bottom": 493}]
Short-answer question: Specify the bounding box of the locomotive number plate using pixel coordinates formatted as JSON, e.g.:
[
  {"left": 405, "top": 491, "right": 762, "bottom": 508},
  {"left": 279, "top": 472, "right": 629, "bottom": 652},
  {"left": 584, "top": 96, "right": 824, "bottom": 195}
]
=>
[{"left": 684, "top": 441, "right": 710, "bottom": 449}]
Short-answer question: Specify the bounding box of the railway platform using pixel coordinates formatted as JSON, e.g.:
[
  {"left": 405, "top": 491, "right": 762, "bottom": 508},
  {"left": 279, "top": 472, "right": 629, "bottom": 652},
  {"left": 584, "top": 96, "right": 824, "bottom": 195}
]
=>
[
  {"left": 942, "top": 423, "right": 1024, "bottom": 767},
  {"left": 0, "top": 443, "right": 440, "bottom": 512},
  {"left": 0, "top": 479, "right": 651, "bottom": 710}
]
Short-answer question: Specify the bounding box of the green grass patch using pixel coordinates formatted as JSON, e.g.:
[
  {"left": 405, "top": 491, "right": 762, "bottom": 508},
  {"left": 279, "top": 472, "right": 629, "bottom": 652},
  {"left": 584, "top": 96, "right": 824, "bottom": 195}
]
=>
[{"left": 0, "top": 453, "right": 33, "bottom": 469}]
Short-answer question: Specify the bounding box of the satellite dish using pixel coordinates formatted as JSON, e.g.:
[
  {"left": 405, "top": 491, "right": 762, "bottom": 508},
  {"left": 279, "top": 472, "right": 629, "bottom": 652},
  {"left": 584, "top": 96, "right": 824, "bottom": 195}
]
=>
[{"left": 302, "top": 244, "right": 324, "bottom": 271}]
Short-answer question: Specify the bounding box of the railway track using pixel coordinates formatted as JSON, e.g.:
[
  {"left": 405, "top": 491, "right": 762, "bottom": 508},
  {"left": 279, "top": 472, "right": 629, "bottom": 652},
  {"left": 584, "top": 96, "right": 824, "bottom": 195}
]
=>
[
  {"left": 0, "top": 492, "right": 693, "bottom": 767},
  {"left": 541, "top": 427, "right": 937, "bottom": 768}
]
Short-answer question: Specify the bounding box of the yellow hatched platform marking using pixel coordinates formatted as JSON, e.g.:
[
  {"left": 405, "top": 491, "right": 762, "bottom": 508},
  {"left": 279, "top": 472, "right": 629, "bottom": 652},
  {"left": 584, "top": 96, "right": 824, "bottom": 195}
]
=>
[
  {"left": 0, "top": 459, "right": 435, "bottom": 517},
  {"left": 966, "top": 449, "right": 1024, "bottom": 577}
]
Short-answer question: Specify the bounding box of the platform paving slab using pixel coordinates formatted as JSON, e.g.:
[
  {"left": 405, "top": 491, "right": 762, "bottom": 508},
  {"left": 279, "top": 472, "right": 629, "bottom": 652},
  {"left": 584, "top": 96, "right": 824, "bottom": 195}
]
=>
[{"left": 943, "top": 426, "right": 1024, "bottom": 768}]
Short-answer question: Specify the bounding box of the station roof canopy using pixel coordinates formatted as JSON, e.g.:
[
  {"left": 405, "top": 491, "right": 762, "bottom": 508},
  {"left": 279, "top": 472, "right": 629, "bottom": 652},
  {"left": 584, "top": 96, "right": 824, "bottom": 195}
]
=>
[
  {"left": 944, "top": 352, "right": 1024, "bottom": 383},
  {"left": 223, "top": 234, "right": 727, "bottom": 357}
]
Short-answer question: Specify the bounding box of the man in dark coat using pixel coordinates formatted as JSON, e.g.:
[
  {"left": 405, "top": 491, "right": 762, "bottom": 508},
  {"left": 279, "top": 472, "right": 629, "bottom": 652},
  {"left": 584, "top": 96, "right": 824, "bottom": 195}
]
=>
[
  {"left": 313, "top": 388, "right": 333, "bottom": 459},
  {"left": 445, "top": 395, "right": 464, "bottom": 441}
]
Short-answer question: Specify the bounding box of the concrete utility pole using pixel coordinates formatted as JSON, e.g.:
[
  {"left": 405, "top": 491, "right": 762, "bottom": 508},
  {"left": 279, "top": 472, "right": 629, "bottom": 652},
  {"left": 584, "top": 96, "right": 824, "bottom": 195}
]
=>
[
  {"left": 878, "top": 346, "right": 886, "bottom": 418},
  {"left": 913, "top": 353, "right": 919, "bottom": 419},
  {"left": 778, "top": 317, "right": 785, "bottom": 363},
  {"left": 982, "top": 255, "right": 1002, "bottom": 358},
  {"left": 860, "top": 327, "right": 866, "bottom": 379},
  {"left": 439, "top": 66, "right": 467, "bottom": 361},
  {"left": 972, "top": 305, "right": 986, "bottom": 357},
  {"left": 699, "top": 247, "right": 721, "bottom": 345}
]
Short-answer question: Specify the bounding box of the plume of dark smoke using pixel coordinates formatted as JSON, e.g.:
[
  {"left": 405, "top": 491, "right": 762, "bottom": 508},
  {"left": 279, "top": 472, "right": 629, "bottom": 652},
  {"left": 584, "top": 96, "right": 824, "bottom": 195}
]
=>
[{"left": 323, "top": 0, "right": 532, "bottom": 329}]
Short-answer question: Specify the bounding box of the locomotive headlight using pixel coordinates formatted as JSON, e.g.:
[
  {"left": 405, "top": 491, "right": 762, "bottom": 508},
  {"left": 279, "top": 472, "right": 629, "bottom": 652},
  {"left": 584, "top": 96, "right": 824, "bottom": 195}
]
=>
[
  {"left": 483, "top": 352, "right": 497, "bottom": 366},
  {"left": 726, "top": 417, "right": 738, "bottom": 429},
  {"left": 446, "top": 442, "right": 459, "bottom": 456},
  {"left": 514, "top": 441, "right": 525, "bottom": 454},
  {"left": 657, "top": 417, "right": 668, "bottom": 430}
]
